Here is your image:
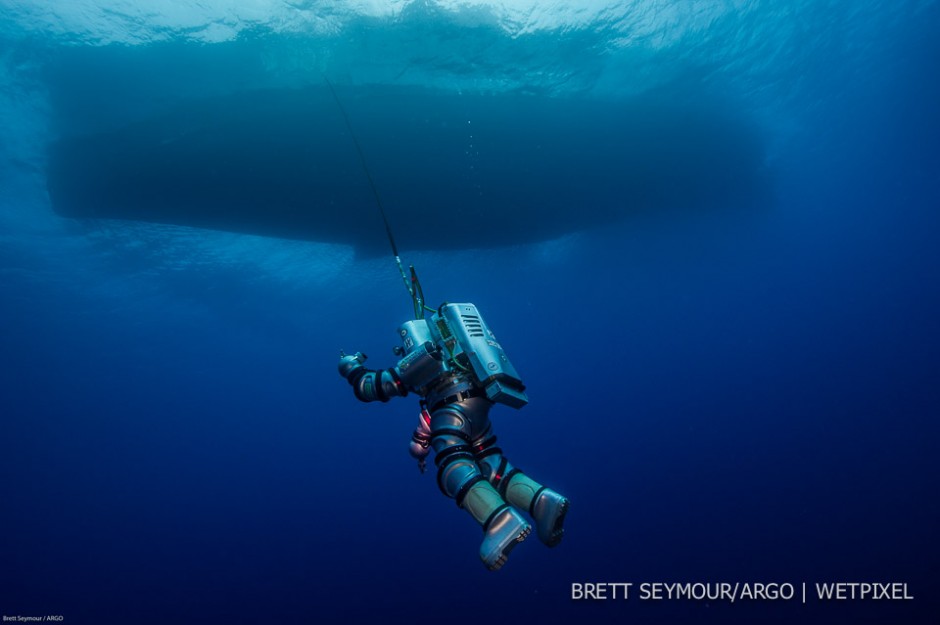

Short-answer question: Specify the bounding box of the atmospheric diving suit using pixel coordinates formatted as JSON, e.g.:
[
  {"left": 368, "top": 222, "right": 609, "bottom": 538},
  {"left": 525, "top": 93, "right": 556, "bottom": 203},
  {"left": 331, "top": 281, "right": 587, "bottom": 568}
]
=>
[{"left": 338, "top": 302, "right": 569, "bottom": 571}]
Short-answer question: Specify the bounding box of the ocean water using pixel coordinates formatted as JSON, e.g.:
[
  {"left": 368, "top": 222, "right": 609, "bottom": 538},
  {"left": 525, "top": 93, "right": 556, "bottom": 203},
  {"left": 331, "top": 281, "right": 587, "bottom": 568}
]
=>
[{"left": 1, "top": 1, "right": 938, "bottom": 624}]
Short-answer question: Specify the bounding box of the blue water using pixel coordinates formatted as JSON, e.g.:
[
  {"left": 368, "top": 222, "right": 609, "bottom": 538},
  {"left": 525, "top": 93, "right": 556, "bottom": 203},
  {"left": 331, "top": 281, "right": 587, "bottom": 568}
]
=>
[{"left": 1, "top": 2, "right": 938, "bottom": 624}]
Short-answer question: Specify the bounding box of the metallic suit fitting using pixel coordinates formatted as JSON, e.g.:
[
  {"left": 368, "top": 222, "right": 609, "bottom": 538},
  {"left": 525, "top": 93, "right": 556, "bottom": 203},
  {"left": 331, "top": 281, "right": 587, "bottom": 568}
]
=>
[{"left": 339, "top": 302, "right": 569, "bottom": 571}]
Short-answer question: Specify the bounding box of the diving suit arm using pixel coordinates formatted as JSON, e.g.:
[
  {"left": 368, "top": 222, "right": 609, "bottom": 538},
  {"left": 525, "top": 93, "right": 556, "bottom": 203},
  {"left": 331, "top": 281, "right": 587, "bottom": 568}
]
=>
[{"left": 338, "top": 351, "right": 409, "bottom": 403}]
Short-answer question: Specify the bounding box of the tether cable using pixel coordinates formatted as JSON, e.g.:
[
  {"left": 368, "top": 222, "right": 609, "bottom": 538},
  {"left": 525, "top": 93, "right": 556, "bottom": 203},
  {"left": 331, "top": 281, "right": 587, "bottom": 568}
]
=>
[
  {"left": 323, "top": 78, "right": 430, "bottom": 318},
  {"left": 324, "top": 78, "right": 400, "bottom": 259}
]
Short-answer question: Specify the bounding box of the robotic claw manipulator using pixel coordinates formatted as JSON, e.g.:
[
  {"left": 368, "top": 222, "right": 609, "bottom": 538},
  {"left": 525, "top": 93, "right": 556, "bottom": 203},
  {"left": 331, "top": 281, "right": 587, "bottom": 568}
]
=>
[{"left": 338, "top": 284, "right": 569, "bottom": 571}]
